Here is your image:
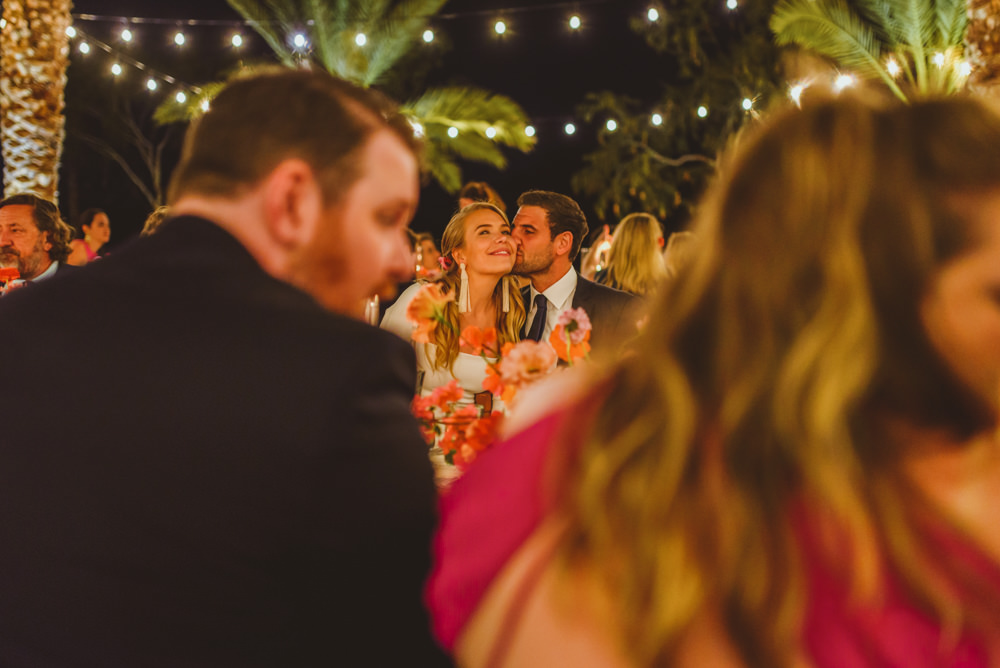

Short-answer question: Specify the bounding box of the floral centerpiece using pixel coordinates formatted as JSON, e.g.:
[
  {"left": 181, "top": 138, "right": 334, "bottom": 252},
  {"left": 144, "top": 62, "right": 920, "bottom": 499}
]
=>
[
  {"left": 0, "top": 267, "right": 21, "bottom": 294},
  {"left": 404, "top": 282, "right": 590, "bottom": 479}
]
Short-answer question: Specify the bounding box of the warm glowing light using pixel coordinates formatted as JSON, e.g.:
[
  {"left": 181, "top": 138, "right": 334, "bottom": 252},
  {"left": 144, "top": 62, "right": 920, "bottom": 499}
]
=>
[
  {"left": 355, "top": 32, "right": 367, "bottom": 47},
  {"left": 494, "top": 20, "right": 507, "bottom": 35},
  {"left": 200, "top": 98, "right": 211, "bottom": 112},
  {"left": 959, "top": 61, "right": 973, "bottom": 77},
  {"left": 66, "top": 26, "right": 77, "bottom": 38},
  {"left": 648, "top": 7, "right": 660, "bottom": 22},
  {"left": 525, "top": 125, "right": 536, "bottom": 137},
  {"left": 742, "top": 97, "right": 753, "bottom": 111},
  {"left": 606, "top": 119, "right": 618, "bottom": 132},
  {"left": 569, "top": 15, "right": 582, "bottom": 30},
  {"left": 174, "top": 31, "right": 186, "bottom": 46},
  {"left": 423, "top": 29, "right": 434, "bottom": 43},
  {"left": 789, "top": 83, "right": 807, "bottom": 105},
  {"left": 697, "top": 105, "right": 708, "bottom": 118},
  {"left": 833, "top": 73, "right": 855, "bottom": 93},
  {"left": 886, "top": 56, "right": 901, "bottom": 77},
  {"left": 448, "top": 127, "right": 459, "bottom": 138},
  {"left": 292, "top": 32, "right": 308, "bottom": 49},
  {"left": 564, "top": 123, "right": 576, "bottom": 135},
  {"left": 410, "top": 121, "right": 424, "bottom": 137},
  {"left": 1, "top": 19, "right": 6, "bottom": 29},
  {"left": 146, "top": 78, "right": 158, "bottom": 91},
  {"left": 231, "top": 33, "right": 243, "bottom": 47},
  {"left": 932, "top": 52, "right": 945, "bottom": 68},
  {"left": 727, "top": 0, "right": 738, "bottom": 8},
  {"left": 175, "top": 91, "right": 187, "bottom": 104},
  {"left": 111, "top": 63, "right": 122, "bottom": 76},
  {"left": 121, "top": 28, "right": 133, "bottom": 42},
  {"left": 485, "top": 126, "right": 497, "bottom": 139},
  {"left": 78, "top": 41, "right": 90, "bottom": 54},
  {"left": 651, "top": 113, "right": 663, "bottom": 126}
]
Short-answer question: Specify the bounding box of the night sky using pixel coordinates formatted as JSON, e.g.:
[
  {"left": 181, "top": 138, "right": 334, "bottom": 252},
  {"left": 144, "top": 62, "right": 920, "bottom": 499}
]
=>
[{"left": 63, "top": 0, "right": 669, "bottom": 243}]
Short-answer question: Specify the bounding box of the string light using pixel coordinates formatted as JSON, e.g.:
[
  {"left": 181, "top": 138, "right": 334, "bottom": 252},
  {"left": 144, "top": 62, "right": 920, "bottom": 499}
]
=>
[
  {"left": 0, "top": 19, "right": 6, "bottom": 29},
  {"left": 231, "top": 33, "right": 243, "bottom": 47},
  {"left": 932, "top": 52, "right": 945, "bottom": 68},
  {"left": 726, "top": 0, "right": 738, "bottom": 8},
  {"left": 647, "top": 7, "right": 660, "bottom": 22},
  {"left": 447, "top": 126, "right": 459, "bottom": 138},
  {"left": 174, "top": 31, "right": 186, "bottom": 46},
  {"left": 175, "top": 91, "right": 187, "bottom": 103},
  {"left": 524, "top": 125, "right": 536, "bottom": 137},
  {"left": 422, "top": 29, "right": 434, "bottom": 43},
  {"left": 886, "top": 56, "right": 901, "bottom": 77},
  {"left": 651, "top": 113, "right": 663, "bottom": 126},
  {"left": 146, "top": 78, "right": 158, "bottom": 91},
  {"left": 742, "top": 97, "right": 753, "bottom": 111},
  {"left": 697, "top": 105, "right": 708, "bottom": 118},
  {"left": 111, "top": 62, "right": 122, "bottom": 76},
  {"left": 120, "top": 27, "right": 133, "bottom": 42},
  {"left": 292, "top": 32, "right": 308, "bottom": 49},
  {"left": 605, "top": 119, "right": 617, "bottom": 132},
  {"left": 485, "top": 126, "right": 497, "bottom": 139},
  {"left": 789, "top": 82, "right": 808, "bottom": 105},
  {"left": 355, "top": 32, "right": 367, "bottom": 47},
  {"left": 66, "top": 25, "right": 77, "bottom": 38},
  {"left": 494, "top": 20, "right": 507, "bottom": 35},
  {"left": 200, "top": 98, "right": 211, "bottom": 112},
  {"left": 410, "top": 120, "right": 424, "bottom": 138},
  {"left": 564, "top": 123, "right": 576, "bottom": 135},
  {"left": 569, "top": 15, "right": 581, "bottom": 30},
  {"left": 958, "top": 61, "right": 972, "bottom": 77},
  {"left": 833, "top": 73, "right": 855, "bottom": 92},
  {"left": 79, "top": 41, "right": 91, "bottom": 55}
]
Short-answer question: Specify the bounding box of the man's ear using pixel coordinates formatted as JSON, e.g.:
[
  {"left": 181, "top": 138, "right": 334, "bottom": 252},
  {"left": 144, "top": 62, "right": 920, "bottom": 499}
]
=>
[
  {"left": 41, "top": 231, "right": 52, "bottom": 252},
  {"left": 553, "top": 230, "right": 574, "bottom": 258},
  {"left": 261, "top": 159, "right": 323, "bottom": 249}
]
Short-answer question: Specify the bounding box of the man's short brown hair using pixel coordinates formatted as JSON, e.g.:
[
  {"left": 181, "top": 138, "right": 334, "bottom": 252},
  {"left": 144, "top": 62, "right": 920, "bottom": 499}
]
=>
[
  {"left": 168, "top": 69, "right": 421, "bottom": 207},
  {"left": 0, "top": 194, "right": 73, "bottom": 263},
  {"left": 516, "top": 190, "right": 589, "bottom": 261}
]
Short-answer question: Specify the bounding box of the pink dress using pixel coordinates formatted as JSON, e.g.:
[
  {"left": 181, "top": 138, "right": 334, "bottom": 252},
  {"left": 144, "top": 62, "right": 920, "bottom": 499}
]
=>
[{"left": 426, "top": 396, "right": 1000, "bottom": 664}]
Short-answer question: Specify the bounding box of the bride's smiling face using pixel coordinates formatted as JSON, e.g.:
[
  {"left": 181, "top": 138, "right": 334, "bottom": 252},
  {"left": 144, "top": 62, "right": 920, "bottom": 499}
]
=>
[{"left": 452, "top": 209, "right": 515, "bottom": 276}]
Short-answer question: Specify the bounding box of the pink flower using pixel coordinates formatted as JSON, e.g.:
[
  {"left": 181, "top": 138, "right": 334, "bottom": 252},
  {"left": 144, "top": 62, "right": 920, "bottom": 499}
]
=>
[
  {"left": 497, "top": 340, "right": 558, "bottom": 387},
  {"left": 556, "top": 307, "right": 592, "bottom": 344}
]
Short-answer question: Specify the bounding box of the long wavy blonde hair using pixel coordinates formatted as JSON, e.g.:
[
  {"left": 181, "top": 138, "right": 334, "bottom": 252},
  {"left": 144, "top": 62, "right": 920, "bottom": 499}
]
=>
[
  {"left": 426, "top": 202, "right": 526, "bottom": 371},
  {"left": 602, "top": 212, "right": 667, "bottom": 296},
  {"left": 559, "top": 94, "right": 1000, "bottom": 665}
]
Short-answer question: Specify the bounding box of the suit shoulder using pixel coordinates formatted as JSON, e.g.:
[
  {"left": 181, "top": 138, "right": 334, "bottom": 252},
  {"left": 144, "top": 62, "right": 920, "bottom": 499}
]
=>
[{"left": 576, "top": 276, "right": 638, "bottom": 306}]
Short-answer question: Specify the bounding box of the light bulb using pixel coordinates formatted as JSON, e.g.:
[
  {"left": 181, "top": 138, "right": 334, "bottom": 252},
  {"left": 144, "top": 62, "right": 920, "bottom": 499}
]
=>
[
  {"left": 448, "top": 127, "right": 459, "bottom": 138},
  {"left": 494, "top": 20, "right": 507, "bottom": 35},
  {"left": 651, "top": 113, "right": 663, "bottom": 126},
  {"left": 78, "top": 41, "right": 90, "bottom": 54},
  {"left": 569, "top": 15, "right": 581, "bottom": 30},
  {"left": 648, "top": 8, "right": 660, "bottom": 22},
  {"left": 111, "top": 63, "right": 122, "bottom": 76},
  {"left": 121, "top": 28, "right": 133, "bottom": 42},
  {"left": 232, "top": 33, "right": 243, "bottom": 47},
  {"left": 292, "top": 33, "right": 308, "bottom": 49},
  {"left": 200, "top": 99, "right": 211, "bottom": 112},
  {"left": 174, "top": 31, "right": 186, "bottom": 46},
  {"left": 355, "top": 33, "right": 367, "bottom": 47},
  {"left": 525, "top": 125, "right": 536, "bottom": 137},
  {"left": 564, "top": 123, "right": 576, "bottom": 135},
  {"left": 146, "top": 78, "right": 158, "bottom": 91},
  {"left": 606, "top": 119, "right": 617, "bottom": 132},
  {"left": 485, "top": 126, "right": 497, "bottom": 139},
  {"left": 175, "top": 91, "right": 187, "bottom": 104},
  {"left": 742, "top": 98, "right": 753, "bottom": 111},
  {"left": 66, "top": 26, "right": 76, "bottom": 38},
  {"left": 833, "top": 73, "right": 855, "bottom": 92},
  {"left": 423, "top": 29, "right": 434, "bottom": 43},
  {"left": 697, "top": 105, "right": 708, "bottom": 118},
  {"left": 726, "top": 0, "right": 738, "bottom": 8}
]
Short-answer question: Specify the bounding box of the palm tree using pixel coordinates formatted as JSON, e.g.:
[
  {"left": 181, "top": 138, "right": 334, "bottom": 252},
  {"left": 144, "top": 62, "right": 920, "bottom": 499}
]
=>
[
  {"left": 158, "top": 0, "right": 535, "bottom": 194},
  {"left": 0, "top": 0, "right": 74, "bottom": 200},
  {"left": 770, "top": 0, "right": 969, "bottom": 102}
]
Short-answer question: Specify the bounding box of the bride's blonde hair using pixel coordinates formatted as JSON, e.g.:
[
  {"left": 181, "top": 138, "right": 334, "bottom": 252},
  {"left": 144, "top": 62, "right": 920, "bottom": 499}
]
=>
[{"left": 560, "top": 94, "right": 1000, "bottom": 665}]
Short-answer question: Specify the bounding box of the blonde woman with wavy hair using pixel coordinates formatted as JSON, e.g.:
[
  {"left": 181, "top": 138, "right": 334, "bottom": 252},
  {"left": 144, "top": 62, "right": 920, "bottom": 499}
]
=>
[
  {"left": 428, "top": 93, "right": 1000, "bottom": 667},
  {"left": 596, "top": 212, "right": 667, "bottom": 297},
  {"left": 383, "top": 202, "right": 525, "bottom": 411}
]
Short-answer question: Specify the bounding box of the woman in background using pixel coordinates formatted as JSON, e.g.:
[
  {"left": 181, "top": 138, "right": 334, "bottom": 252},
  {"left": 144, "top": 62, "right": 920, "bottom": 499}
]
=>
[
  {"left": 66, "top": 209, "right": 111, "bottom": 265},
  {"left": 459, "top": 181, "right": 507, "bottom": 214},
  {"left": 595, "top": 212, "right": 666, "bottom": 297},
  {"left": 429, "top": 94, "right": 1000, "bottom": 667}
]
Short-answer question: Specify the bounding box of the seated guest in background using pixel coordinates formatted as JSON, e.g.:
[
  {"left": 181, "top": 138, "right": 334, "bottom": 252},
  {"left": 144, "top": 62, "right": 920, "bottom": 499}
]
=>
[
  {"left": 459, "top": 180, "right": 506, "bottom": 214},
  {"left": 511, "top": 189, "right": 638, "bottom": 358},
  {"left": 429, "top": 94, "right": 1000, "bottom": 666},
  {"left": 0, "top": 194, "right": 74, "bottom": 282},
  {"left": 662, "top": 229, "right": 695, "bottom": 278},
  {"left": 383, "top": 202, "right": 525, "bottom": 411},
  {"left": 594, "top": 212, "right": 667, "bottom": 297},
  {"left": 66, "top": 208, "right": 111, "bottom": 265},
  {"left": 140, "top": 205, "right": 171, "bottom": 236},
  {"left": 0, "top": 70, "right": 450, "bottom": 667},
  {"left": 415, "top": 231, "right": 442, "bottom": 279},
  {"left": 579, "top": 223, "right": 613, "bottom": 281}
]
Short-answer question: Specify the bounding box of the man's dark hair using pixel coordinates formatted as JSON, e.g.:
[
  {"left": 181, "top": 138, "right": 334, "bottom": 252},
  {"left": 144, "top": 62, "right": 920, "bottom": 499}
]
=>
[
  {"left": 516, "top": 190, "right": 589, "bottom": 261},
  {"left": 0, "top": 194, "right": 73, "bottom": 263},
  {"left": 168, "top": 68, "right": 422, "bottom": 207}
]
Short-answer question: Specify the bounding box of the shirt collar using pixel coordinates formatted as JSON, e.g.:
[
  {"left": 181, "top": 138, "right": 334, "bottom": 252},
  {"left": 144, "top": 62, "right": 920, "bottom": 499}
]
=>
[
  {"left": 31, "top": 260, "right": 59, "bottom": 282},
  {"left": 531, "top": 266, "right": 577, "bottom": 310}
]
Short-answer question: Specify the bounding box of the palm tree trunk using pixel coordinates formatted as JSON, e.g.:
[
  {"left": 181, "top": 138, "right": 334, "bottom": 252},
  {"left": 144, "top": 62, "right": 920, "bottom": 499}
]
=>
[
  {"left": 967, "top": 0, "right": 1000, "bottom": 97},
  {"left": 0, "top": 0, "right": 73, "bottom": 201}
]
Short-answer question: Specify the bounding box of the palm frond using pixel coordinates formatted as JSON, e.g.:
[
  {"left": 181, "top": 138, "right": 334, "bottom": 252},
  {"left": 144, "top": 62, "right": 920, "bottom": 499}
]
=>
[
  {"left": 932, "top": 0, "right": 967, "bottom": 47},
  {"left": 420, "top": 141, "right": 463, "bottom": 194},
  {"left": 227, "top": 0, "right": 296, "bottom": 65},
  {"left": 404, "top": 87, "right": 534, "bottom": 151},
  {"left": 362, "top": 0, "right": 448, "bottom": 86}
]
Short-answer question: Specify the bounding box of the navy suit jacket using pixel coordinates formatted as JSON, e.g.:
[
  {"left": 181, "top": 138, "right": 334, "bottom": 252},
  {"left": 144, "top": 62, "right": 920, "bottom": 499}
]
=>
[{"left": 0, "top": 217, "right": 450, "bottom": 667}]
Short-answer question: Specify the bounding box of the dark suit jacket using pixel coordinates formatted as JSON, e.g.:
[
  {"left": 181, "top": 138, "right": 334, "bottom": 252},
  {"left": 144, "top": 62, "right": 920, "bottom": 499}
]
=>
[
  {"left": 522, "top": 272, "right": 639, "bottom": 358},
  {"left": 0, "top": 217, "right": 450, "bottom": 667}
]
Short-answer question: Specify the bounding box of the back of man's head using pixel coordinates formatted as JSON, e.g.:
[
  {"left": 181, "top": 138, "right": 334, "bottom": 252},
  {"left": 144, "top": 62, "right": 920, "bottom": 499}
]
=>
[
  {"left": 516, "top": 190, "right": 589, "bottom": 261},
  {"left": 168, "top": 69, "right": 420, "bottom": 208},
  {"left": 0, "top": 193, "right": 73, "bottom": 263}
]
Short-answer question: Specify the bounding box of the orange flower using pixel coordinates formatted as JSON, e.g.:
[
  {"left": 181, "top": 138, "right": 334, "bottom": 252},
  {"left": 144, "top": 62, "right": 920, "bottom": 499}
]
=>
[
  {"left": 428, "top": 379, "right": 463, "bottom": 407},
  {"left": 406, "top": 283, "right": 454, "bottom": 343},
  {"left": 0, "top": 267, "right": 19, "bottom": 282},
  {"left": 549, "top": 324, "right": 591, "bottom": 363},
  {"left": 460, "top": 326, "right": 499, "bottom": 356}
]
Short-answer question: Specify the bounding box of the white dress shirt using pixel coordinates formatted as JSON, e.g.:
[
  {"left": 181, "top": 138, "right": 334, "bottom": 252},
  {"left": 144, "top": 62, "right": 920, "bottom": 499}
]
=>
[
  {"left": 31, "top": 261, "right": 59, "bottom": 282},
  {"left": 527, "top": 268, "right": 578, "bottom": 343}
]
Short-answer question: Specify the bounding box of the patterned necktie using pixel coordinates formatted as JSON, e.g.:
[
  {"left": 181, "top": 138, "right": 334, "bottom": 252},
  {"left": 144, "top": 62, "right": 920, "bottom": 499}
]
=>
[{"left": 526, "top": 293, "right": 548, "bottom": 342}]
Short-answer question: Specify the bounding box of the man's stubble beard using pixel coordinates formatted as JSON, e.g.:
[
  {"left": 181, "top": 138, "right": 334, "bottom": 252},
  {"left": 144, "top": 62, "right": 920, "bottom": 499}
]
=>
[{"left": 512, "top": 247, "right": 554, "bottom": 277}]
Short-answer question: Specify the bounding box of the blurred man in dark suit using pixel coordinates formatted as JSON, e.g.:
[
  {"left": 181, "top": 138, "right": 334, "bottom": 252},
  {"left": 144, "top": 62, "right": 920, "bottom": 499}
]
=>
[{"left": 0, "top": 70, "right": 450, "bottom": 667}]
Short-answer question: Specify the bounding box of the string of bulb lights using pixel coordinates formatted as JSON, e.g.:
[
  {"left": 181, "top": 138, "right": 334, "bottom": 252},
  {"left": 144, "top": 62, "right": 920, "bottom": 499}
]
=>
[{"left": 50, "top": 0, "right": 965, "bottom": 140}]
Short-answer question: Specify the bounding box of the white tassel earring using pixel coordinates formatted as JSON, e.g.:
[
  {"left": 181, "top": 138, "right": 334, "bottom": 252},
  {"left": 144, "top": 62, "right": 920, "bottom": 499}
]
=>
[
  {"left": 459, "top": 262, "right": 470, "bottom": 313},
  {"left": 502, "top": 278, "right": 510, "bottom": 313}
]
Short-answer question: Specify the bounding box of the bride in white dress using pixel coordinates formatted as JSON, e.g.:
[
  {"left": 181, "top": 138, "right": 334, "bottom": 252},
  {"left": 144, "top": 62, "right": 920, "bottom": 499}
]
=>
[{"left": 382, "top": 202, "right": 526, "bottom": 415}]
